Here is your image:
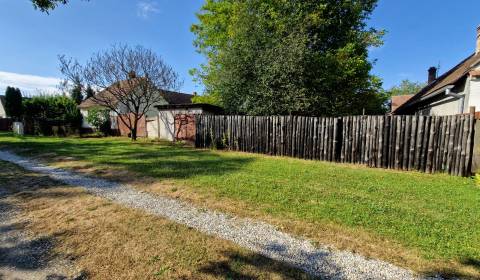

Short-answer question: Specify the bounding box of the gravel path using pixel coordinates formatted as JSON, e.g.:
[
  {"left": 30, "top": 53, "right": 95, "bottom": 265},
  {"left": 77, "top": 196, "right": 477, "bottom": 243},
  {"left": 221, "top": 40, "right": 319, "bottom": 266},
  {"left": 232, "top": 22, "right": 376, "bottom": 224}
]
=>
[{"left": 0, "top": 150, "right": 443, "bottom": 280}]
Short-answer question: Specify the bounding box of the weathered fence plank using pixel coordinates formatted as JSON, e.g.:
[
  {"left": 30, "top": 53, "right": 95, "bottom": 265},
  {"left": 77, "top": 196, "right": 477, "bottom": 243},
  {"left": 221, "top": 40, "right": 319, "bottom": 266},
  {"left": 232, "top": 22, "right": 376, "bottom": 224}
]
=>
[{"left": 195, "top": 114, "right": 475, "bottom": 176}]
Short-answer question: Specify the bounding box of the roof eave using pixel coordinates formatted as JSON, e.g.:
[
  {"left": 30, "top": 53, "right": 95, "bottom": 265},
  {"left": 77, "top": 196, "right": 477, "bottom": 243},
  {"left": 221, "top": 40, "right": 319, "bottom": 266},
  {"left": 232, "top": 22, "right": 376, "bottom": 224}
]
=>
[{"left": 393, "top": 84, "right": 456, "bottom": 114}]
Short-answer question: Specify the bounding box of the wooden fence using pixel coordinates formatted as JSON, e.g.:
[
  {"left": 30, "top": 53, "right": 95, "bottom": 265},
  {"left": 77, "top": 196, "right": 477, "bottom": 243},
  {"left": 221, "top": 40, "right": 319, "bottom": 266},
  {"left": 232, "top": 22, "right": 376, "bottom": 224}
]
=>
[
  {"left": 195, "top": 114, "right": 476, "bottom": 176},
  {"left": 0, "top": 118, "right": 12, "bottom": 131}
]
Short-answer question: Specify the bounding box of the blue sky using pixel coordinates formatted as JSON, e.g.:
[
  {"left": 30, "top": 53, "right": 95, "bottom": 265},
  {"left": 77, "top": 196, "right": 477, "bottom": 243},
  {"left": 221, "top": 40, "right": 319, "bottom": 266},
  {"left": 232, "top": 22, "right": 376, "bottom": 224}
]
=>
[
  {"left": 0, "top": 0, "right": 479, "bottom": 95},
  {"left": 369, "top": 1, "right": 479, "bottom": 88}
]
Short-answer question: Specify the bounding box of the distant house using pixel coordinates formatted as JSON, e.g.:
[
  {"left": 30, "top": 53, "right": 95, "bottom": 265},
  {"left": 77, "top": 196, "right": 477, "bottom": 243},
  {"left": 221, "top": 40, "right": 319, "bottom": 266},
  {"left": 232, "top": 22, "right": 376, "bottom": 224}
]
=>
[
  {"left": 394, "top": 26, "right": 480, "bottom": 115},
  {"left": 391, "top": 94, "right": 413, "bottom": 112},
  {"left": 78, "top": 81, "right": 197, "bottom": 139},
  {"left": 0, "top": 95, "right": 6, "bottom": 118}
]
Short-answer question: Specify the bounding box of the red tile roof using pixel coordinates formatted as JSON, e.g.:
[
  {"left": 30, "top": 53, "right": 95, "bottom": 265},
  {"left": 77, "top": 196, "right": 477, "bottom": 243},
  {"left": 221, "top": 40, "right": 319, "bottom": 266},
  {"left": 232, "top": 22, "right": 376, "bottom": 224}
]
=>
[
  {"left": 391, "top": 95, "right": 413, "bottom": 112},
  {"left": 78, "top": 79, "right": 192, "bottom": 109}
]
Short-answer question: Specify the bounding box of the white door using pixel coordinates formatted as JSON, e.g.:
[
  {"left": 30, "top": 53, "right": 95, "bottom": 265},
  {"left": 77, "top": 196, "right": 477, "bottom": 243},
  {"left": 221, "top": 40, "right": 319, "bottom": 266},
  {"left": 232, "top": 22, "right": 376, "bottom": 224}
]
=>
[{"left": 146, "top": 117, "right": 159, "bottom": 139}]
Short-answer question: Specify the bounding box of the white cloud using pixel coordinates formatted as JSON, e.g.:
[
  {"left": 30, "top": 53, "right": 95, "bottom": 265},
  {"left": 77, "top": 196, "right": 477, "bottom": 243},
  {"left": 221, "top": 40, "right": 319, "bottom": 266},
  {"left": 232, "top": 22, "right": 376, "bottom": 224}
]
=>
[
  {"left": 0, "top": 71, "right": 62, "bottom": 95},
  {"left": 137, "top": 1, "right": 160, "bottom": 19}
]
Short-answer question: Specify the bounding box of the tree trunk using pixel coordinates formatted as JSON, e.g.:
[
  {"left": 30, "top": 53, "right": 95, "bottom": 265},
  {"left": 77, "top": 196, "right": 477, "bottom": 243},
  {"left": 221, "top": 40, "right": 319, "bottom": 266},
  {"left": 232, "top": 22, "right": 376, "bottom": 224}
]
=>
[{"left": 131, "top": 118, "right": 138, "bottom": 141}]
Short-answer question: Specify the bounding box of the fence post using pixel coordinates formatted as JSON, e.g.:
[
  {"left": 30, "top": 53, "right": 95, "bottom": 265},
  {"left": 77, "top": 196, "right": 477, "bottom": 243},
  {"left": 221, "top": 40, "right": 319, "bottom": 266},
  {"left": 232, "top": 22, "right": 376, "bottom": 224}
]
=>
[{"left": 470, "top": 107, "right": 480, "bottom": 174}]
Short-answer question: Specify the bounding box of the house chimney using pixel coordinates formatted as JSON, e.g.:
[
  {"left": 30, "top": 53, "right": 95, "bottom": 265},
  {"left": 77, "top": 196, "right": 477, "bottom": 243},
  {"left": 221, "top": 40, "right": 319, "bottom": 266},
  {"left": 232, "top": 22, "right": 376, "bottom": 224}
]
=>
[
  {"left": 428, "top": 67, "right": 437, "bottom": 84},
  {"left": 476, "top": 25, "right": 480, "bottom": 54}
]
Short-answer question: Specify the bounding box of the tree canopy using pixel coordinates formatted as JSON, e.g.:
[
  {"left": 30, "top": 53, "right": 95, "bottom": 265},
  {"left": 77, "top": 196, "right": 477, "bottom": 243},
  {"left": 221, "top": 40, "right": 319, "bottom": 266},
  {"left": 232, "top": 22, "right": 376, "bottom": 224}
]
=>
[
  {"left": 31, "top": 0, "right": 68, "bottom": 12},
  {"left": 191, "top": 0, "right": 386, "bottom": 116},
  {"left": 386, "top": 79, "right": 425, "bottom": 97},
  {"left": 4, "top": 87, "right": 23, "bottom": 120},
  {"left": 31, "top": 0, "right": 89, "bottom": 12},
  {"left": 85, "top": 85, "right": 95, "bottom": 99},
  {"left": 70, "top": 83, "right": 84, "bottom": 104}
]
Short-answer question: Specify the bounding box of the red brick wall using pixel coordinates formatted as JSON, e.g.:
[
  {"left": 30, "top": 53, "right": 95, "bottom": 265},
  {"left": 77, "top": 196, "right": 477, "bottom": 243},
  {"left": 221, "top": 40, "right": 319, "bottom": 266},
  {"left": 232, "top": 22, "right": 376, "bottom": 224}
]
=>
[
  {"left": 174, "top": 114, "right": 196, "bottom": 142},
  {"left": 117, "top": 114, "right": 147, "bottom": 138}
]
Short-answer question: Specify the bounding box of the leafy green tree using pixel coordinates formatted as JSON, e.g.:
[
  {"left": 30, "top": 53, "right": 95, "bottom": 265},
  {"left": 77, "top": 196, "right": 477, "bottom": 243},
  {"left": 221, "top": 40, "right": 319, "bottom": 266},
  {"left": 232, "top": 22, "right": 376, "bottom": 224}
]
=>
[
  {"left": 70, "top": 83, "right": 83, "bottom": 104},
  {"left": 4, "top": 87, "right": 23, "bottom": 120},
  {"left": 85, "top": 108, "right": 111, "bottom": 135},
  {"left": 386, "top": 79, "right": 425, "bottom": 97},
  {"left": 85, "top": 85, "right": 95, "bottom": 99},
  {"left": 191, "top": 0, "right": 385, "bottom": 116}
]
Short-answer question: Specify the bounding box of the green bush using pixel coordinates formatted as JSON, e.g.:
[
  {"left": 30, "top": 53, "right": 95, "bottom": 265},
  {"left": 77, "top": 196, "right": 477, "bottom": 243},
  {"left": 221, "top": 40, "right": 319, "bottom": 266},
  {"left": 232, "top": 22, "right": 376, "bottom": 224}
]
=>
[
  {"left": 23, "top": 95, "right": 83, "bottom": 135},
  {"left": 85, "top": 108, "right": 111, "bottom": 136}
]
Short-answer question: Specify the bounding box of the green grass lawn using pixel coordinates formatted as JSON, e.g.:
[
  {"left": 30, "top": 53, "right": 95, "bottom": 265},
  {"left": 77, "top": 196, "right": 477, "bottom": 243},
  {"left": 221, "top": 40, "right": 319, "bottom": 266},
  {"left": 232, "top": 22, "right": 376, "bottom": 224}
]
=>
[{"left": 1, "top": 132, "right": 479, "bottom": 277}]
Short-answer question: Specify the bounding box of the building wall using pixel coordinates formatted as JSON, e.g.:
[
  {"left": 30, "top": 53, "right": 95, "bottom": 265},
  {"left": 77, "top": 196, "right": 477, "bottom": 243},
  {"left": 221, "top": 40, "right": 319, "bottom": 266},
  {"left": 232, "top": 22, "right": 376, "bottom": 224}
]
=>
[
  {"left": 156, "top": 108, "right": 205, "bottom": 140},
  {"left": 466, "top": 63, "right": 480, "bottom": 111},
  {"left": 175, "top": 114, "right": 196, "bottom": 142},
  {"left": 0, "top": 102, "right": 6, "bottom": 118},
  {"left": 80, "top": 109, "right": 92, "bottom": 128},
  {"left": 117, "top": 113, "right": 146, "bottom": 137},
  {"left": 417, "top": 78, "right": 470, "bottom": 116},
  {"left": 469, "top": 77, "right": 480, "bottom": 110},
  {"left": 427, "top": 97, "right": 464, "bottom": 116}
]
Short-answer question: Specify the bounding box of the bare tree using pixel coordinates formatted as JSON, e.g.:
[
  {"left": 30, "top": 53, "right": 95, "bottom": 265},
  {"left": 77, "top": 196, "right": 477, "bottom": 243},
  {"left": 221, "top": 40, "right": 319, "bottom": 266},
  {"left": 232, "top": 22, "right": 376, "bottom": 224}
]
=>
[{"left": 59, "top": 44, "right": 181, "bottom": 140}]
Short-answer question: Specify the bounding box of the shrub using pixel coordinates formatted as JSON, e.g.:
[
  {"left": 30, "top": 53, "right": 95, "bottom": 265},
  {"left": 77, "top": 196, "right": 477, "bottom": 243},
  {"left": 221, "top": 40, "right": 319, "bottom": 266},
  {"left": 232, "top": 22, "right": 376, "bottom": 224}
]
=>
[
  {"left": 85, "top": 108, "right": 111, "bottom": 136},
  {"left": 23, "top": 95, "right": 83, "bottom": 135}
]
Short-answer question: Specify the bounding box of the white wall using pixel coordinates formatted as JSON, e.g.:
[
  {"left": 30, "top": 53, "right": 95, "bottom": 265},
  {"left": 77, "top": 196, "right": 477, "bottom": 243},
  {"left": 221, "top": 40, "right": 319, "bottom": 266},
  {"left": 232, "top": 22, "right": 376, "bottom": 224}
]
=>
[
  {"left": 466, "top": 62, "right": 480, "bottom": 111},
  {"left": 469, "top": 77, "right": 480, "bottom": 110},
  {"left": 0, "top": 102, "right": 6, "bottom": 118},
  {"left": 80, "top": 109, "right": 92, "bottom": 128},
  {"left": 421, "top": 77, "right": 470, "bottom": 116},
  {"left": 428, "top": 97, "right": 464, "bottom": 116}
]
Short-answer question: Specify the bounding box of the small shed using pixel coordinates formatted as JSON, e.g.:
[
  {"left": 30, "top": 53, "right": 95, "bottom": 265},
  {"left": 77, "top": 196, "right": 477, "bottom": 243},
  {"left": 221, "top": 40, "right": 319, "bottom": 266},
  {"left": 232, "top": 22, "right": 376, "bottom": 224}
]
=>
[{"left": 153, "top": 103, "right": 223, "bottom": 141}]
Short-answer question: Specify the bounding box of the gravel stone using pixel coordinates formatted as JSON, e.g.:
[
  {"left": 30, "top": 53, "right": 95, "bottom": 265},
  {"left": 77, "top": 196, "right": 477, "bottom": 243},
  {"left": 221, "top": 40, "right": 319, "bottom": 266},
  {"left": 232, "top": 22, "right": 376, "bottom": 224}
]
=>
[{"left": 0, "top": 150, "right": 448, "bottom": 280}]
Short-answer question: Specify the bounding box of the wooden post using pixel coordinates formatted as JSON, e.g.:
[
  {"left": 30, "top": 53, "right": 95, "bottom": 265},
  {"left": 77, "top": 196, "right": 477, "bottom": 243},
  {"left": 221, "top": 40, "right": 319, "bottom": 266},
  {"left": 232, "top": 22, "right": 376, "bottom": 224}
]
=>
[{"left": 470, "top": 106, "right": 476, "bottom": 115}]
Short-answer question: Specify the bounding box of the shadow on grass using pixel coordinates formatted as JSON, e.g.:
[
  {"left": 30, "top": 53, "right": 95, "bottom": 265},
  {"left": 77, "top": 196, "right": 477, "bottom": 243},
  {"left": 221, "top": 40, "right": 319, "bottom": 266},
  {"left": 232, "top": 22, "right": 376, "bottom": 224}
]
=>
[
  {"left": 0, "top": 199, "right": 63, "bottom": 274},
  {"left": 462, "top": 257, "right": 480, "bottom": 270},
  {"left": 1, "top": 139, "right": 255, "bottom": 180},
  {"left": 198, "top": 251, "right": 316, "bottom": 280},
  {"left": 419, "top": 257, "right": 480, "bottom": 279},
  {"left": 0, "top": 235, "right": 56, "bottom": 270},
  {"left": 0, "top": 166, "right": 86, "bottom": 279}
]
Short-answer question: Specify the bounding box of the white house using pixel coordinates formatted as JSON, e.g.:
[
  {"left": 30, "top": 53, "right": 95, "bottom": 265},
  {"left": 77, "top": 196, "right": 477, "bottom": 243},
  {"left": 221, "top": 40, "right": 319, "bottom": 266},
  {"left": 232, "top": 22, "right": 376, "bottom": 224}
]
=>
[
  {"left": 0, "top": 95, "right": 7, "bottom": 118},
  {"left": 394, "top": 26, "right": 480, "bottom": 115},
  {"left": 78, "top": 79, "right": 197, "bottom": 139}
]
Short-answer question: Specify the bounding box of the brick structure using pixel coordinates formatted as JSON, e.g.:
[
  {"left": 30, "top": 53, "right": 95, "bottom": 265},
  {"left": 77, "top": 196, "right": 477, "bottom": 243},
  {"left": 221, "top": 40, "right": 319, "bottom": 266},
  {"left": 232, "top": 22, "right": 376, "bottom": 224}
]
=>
[
  {"left": 117, "top": 114, "right": 147, "bottom": 138},
  {"left": 174, "top": 114, "right": 196, "bottom": 142}
]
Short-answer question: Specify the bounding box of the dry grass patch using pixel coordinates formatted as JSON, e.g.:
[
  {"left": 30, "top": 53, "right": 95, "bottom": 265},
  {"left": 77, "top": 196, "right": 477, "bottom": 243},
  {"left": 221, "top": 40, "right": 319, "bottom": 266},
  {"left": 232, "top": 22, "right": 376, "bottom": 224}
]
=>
[{"left": 0, "top": 161, "right": 311, "bottom": 280}]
